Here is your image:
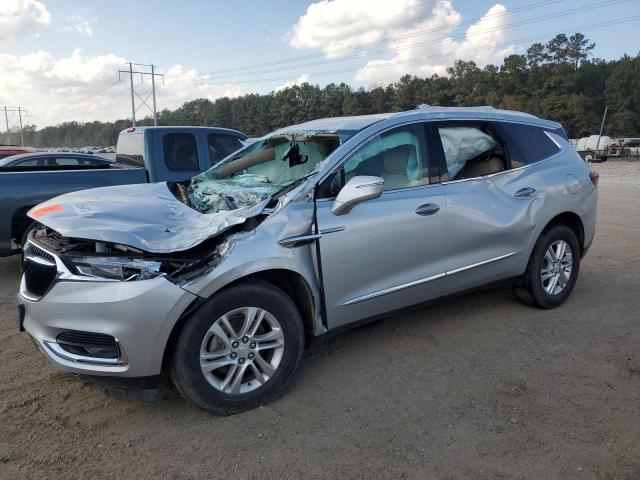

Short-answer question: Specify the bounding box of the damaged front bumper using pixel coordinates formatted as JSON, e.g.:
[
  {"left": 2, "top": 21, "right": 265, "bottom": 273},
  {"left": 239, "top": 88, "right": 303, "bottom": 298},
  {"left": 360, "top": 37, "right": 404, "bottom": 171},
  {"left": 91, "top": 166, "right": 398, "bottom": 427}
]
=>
[{"left": 18, "top": 271, "right": 197, "bottom": 378}]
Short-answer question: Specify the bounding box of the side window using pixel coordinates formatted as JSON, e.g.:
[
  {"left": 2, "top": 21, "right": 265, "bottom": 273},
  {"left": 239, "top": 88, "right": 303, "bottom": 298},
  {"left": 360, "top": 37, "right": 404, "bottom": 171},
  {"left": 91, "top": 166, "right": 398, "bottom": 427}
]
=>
[
  {"left": 15, "top": 158, "right": 42, "bottom": 166},
  {"left": 498, "top": 123, "right": 560, "bottom": 167},
  {"left": 437, "top": 125, "right": 506, "bottom": 181},
  {"left": 163, "top": 133, "right": 199, "bottom": 171},
  {"left": 208, "top": 134, "right": 243, "bottom": 164},
  {"left": 317, "top": 123, "right": 431, "bottom": 198},
  {"left": 50, "top": 157, "right": 81, "bottom": 166}
]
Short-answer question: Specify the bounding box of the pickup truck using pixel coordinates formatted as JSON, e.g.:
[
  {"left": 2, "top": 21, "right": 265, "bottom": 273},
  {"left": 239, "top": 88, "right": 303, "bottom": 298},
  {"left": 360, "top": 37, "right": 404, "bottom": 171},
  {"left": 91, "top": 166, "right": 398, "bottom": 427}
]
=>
[{"left": 0, "top": 126, "right": 246, "bottom": 255}]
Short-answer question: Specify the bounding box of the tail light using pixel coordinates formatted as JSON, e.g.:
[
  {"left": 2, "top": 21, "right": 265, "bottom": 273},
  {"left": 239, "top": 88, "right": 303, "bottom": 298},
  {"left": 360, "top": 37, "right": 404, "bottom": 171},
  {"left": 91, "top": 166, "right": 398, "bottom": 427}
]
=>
[{"left": 589, "top": 171, "right": 600, "bottom": 186}]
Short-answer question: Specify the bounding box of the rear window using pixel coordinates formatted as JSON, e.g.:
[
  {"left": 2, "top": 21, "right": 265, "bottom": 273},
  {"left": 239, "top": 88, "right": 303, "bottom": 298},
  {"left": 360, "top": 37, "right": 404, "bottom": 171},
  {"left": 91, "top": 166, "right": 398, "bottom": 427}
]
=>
[
  {"left": 116, "top": 132, "right": 144, "bottom": 167},
  {"left": 498, "top": 123, "right": 560, "bottom": 167},
  {"left": 164, "top": 133, "right": 199, "bottom": 171},
  {"left": 208, "top": 134, "right": 243, "bottom": 164}
]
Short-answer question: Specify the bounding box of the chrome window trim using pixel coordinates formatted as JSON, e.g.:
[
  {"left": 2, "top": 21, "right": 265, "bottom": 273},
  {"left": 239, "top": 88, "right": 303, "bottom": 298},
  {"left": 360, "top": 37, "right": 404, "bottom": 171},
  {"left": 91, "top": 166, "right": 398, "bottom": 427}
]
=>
[
  {"left": 544, "top": 130, "right": 563, "bottom": 149},
  {"left": 315, "top": 181, "right": 442, "bottom": 203},
  {"left": 315, "top": 119, "right": 439, "bottom": 191},
  {"left": 342, "top": 251, "right": 517, "bottom": 306},
  {"left": 439, "top": 148, "right": 564, "bottom": 186}
]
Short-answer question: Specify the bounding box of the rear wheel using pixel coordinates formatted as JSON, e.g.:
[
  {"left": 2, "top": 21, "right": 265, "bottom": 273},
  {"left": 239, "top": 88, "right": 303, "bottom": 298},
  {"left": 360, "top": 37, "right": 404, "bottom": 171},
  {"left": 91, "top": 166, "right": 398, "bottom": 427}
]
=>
[
  {"left": 515, "top": 225, "right": 581, "bottom": 309},
  {"left": 170, "top": 280, "right": 304, "bottom": 414}
]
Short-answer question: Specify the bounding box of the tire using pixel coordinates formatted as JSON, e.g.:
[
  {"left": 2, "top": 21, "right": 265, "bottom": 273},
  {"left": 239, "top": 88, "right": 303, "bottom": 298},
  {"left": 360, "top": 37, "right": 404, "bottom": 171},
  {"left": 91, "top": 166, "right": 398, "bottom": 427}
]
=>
[
  {"left": 582, "top": 151, "right": 594, "bottom": 162},
  {"left": 170, "top": 279, "right": 304, "bottom": 415},
  {"left": 20, "top": 220, "right": 39, "bottom": 247},
  {"left": 515, "top": 225, "right": 581, "bottom": 309}
]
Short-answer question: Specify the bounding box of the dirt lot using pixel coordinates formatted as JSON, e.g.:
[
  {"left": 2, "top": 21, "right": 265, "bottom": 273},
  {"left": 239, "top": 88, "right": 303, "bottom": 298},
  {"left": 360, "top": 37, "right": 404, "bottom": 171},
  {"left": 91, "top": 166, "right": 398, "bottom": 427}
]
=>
[{"left": 1, "top": 160, "right": 639, "bottom": 479}]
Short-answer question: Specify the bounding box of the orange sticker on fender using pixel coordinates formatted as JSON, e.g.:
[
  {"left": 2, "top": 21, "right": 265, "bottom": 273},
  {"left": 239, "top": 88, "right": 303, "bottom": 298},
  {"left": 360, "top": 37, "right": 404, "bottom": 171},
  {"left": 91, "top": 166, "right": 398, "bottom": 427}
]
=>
[{"left": 31, "top": 204, "right": 63, "bottom": 218}]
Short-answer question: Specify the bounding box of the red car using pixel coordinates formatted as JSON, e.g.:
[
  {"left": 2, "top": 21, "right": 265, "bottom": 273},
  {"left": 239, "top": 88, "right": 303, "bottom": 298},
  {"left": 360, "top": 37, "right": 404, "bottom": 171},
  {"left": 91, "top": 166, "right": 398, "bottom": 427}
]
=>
[{"left": 0, "top": 145, "right": 38, "bottom": 160}]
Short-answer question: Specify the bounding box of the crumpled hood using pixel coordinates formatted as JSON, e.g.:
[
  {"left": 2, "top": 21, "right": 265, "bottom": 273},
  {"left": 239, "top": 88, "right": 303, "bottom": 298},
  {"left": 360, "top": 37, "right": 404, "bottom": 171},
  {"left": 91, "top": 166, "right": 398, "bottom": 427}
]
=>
[{"left": 28, "top": 182, "right": 267, "bottom": 253}]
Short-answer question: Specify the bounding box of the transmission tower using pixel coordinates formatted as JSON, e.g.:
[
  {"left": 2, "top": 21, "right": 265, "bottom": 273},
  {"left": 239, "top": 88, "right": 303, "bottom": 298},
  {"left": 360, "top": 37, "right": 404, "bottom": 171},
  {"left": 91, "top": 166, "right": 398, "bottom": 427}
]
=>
[
  {"left": 3, "top": 106, "right": 26, "bottom": 146},
  {"left": 118, "top": 63, "right": 164, "bottom": 127}
]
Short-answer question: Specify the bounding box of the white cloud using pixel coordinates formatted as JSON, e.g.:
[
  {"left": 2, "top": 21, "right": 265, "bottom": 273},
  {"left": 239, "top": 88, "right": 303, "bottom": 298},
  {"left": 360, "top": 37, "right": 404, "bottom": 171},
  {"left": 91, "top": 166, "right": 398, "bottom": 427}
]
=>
[
  {"left": 61, "top": 15, "right": 95, "bottom": 38},
  {"left": 288, "top": 0, "right": 514, "bottom": 84},
  {"left": 0, "top": 50, "right": 246, "bottom": 127},
  {"left": 275, "top": 73, "right": 311, "bottom": 91},
  {"left": 289, "top": 0, "right": 437, "bottom": 58},
  {"left": 0, "top": 0, "right": 51, "bottom": 45}
]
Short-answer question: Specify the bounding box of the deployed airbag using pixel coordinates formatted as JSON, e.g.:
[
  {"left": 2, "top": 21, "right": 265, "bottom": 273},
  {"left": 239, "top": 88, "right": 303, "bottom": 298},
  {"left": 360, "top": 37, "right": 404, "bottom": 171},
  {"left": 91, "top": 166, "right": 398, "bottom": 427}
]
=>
[{"left": 438, "top": 127, "right": 498, "bottom": 179}]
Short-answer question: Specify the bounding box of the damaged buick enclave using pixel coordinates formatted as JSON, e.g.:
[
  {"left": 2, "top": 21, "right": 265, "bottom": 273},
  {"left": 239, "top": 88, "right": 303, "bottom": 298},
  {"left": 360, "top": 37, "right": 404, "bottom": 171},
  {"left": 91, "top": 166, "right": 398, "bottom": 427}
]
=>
[{"left": 18, "top": 107, "right": 598, "bottom": 414}]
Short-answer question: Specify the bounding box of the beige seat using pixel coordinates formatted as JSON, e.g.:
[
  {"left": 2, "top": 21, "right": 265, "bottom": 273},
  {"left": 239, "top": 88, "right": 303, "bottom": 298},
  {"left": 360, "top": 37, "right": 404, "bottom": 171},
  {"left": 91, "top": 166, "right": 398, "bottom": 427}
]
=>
[
  {"left": 456, "top": 156, "right": 505, "bottom": 179},
  {"left": 382, "top": 149, "right": 410, "bottom": 189}
]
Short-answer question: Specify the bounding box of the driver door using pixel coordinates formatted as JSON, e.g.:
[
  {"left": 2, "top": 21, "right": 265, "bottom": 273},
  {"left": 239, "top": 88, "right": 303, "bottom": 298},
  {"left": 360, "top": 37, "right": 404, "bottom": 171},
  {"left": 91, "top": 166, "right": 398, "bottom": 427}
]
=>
[{"left": 314, "top": 122, "right": 448, "bottom": 329}]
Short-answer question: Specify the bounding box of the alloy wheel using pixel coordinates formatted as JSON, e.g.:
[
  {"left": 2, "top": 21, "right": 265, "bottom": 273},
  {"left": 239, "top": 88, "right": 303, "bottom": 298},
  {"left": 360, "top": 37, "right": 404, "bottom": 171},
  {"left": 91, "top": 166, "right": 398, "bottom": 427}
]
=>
[
  {"left": 541, "top": 240, "right": 573, "bottom": 295},
  {"left": 199, "top": 307, "right": 285, "bottom": 394}
]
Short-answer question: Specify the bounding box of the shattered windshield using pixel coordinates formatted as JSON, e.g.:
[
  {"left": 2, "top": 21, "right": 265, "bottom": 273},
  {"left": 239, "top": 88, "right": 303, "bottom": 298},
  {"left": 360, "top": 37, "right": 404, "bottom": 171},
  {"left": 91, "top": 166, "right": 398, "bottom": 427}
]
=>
[{"left": 188, "top": 134, "right": 340, "bottom": 214}]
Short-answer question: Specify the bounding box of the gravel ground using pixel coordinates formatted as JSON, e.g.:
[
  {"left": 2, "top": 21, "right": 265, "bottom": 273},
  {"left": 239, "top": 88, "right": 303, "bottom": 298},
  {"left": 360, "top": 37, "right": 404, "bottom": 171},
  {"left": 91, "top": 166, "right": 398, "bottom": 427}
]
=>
[{"left": 1, "top": 159, "right": 639, "bottom": 479}]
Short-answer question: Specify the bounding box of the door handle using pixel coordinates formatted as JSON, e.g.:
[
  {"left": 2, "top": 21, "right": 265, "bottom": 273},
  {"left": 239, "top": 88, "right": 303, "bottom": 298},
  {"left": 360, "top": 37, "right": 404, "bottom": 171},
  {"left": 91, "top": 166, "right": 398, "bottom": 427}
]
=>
[
  {"left": 514, "top": 187, "right": 536, "bottom": 199},
  {"left": 415, "top": 203, "right": 440, "bottom": 216}
]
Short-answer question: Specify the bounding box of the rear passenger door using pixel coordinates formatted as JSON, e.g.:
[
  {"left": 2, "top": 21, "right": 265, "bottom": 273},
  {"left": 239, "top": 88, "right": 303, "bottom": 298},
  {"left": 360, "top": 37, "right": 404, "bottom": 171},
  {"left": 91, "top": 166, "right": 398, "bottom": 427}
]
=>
[{"left": 435, "top": 121, "right": 560, "bottom": 295}]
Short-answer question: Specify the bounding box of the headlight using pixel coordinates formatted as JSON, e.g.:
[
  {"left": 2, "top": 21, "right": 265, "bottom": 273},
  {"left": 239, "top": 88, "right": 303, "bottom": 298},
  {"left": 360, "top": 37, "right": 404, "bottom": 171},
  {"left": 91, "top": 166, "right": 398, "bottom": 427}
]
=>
[{"left": 65, "top": 256, "right": 165, "bottom": 281}]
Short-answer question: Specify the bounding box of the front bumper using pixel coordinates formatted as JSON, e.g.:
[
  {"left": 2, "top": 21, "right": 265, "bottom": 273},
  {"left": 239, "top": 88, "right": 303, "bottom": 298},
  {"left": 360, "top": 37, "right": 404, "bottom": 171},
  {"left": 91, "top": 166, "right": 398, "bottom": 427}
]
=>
[{"left": 18, "top": 275, "right": 197, "bottom": 377}]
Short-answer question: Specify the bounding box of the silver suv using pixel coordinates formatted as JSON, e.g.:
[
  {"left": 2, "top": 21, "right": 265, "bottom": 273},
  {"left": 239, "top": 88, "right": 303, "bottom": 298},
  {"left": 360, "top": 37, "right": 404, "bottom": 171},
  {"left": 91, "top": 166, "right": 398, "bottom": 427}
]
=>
[{"left": 18, "top": 107, "right": 598, "bottom": 414}]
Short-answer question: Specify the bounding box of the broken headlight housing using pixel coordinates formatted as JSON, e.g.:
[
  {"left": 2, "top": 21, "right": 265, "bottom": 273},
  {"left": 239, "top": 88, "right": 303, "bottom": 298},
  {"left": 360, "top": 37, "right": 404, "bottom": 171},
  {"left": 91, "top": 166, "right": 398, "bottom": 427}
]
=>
[
  {"left": 66, "top": 256, "right": 165, "bottom": 281},
  {"left": 62, "top": 239, "right": 234, "bottom": 283}
]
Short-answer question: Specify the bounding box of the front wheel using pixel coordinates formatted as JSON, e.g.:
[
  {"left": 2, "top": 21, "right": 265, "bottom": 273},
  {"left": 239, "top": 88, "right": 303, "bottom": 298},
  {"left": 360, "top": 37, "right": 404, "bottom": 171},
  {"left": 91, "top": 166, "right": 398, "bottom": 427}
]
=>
[
  {"left": 170, "top": 280, "right": 304, "bottom": 414},
  {"left": 514, "top": 225, "right": 581, "bottom": 309}
]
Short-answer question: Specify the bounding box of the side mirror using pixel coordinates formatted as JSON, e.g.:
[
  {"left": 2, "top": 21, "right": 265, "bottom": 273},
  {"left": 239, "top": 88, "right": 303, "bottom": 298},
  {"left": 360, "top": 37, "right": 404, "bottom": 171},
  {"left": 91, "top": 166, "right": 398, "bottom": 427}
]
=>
[{"left": 331, "top": 176, "right": 384, "bottom": 216}]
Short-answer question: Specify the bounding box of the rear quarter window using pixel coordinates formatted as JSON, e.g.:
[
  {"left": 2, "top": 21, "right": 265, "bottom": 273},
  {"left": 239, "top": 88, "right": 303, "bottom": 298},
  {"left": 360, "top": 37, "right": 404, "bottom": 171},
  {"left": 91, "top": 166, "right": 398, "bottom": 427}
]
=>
[
  {"left": 116, "top": 132, "right": 144, "bottom": 167},
  {"left": 497, "top": 123, "right": 560, "bottom": 167},
  {"left": 164, "top": 133, "right": 199, "bottom": 171}
]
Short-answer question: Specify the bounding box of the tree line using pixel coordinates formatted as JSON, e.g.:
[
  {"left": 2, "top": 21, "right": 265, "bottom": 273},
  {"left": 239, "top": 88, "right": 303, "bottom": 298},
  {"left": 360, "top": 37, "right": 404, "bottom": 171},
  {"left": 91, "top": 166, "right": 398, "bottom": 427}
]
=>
[{"left": 9, "top": 33, "right": 640, "bottom": 147}]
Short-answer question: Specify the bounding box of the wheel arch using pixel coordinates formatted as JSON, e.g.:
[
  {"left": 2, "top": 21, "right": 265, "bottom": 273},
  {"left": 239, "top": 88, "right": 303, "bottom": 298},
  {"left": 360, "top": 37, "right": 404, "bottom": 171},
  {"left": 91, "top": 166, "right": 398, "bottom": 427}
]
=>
[
  {"left": 162, "top": 268, "right": 317, "bottom": 370},
  {"left": 11, "top": 205, "right": 36, "bottom": 246},
  {"left": 541, "top": 211, "right": 585, "bottom": 255}
]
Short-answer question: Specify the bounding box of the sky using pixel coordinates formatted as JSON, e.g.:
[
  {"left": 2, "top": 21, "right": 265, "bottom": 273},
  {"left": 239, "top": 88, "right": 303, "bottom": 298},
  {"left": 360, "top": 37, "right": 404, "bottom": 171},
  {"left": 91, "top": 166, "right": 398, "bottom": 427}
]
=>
[{"left": 0, "top": 0, "right": 638, "bottom": 128}]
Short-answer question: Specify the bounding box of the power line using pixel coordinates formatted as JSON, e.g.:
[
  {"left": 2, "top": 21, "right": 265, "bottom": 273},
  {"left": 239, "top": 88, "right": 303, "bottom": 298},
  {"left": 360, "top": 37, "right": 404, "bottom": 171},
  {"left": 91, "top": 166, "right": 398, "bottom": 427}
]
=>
[
  {"left": 177, "top": 16, "right": 638, "bottom": 87},
  {"left": 175, "top": 0, "right": 631, "bottom": 85},
  {"left": 3, "top": 106, "right": 26, "bottom": 146},
  {"left": 118, "top": 63, "right": 164, "bottom": 126},
  {"left": 195, "top": 0, "right": 571, "bottom": 77}
]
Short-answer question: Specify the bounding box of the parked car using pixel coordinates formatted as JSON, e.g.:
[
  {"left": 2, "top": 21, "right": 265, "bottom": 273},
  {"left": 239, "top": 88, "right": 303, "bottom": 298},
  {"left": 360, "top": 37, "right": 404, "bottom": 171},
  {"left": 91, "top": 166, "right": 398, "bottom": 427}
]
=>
[
  {"left": 0, "top": 126, "right": 246, "bottom": 255},
  {"left": 0, "top": 145, "right": 38, "bottom": 160},
  {"left": 18, "top": 107, "right": 598, "bottom": 414},
  {"left": 0, "top": 152, "right": 114, "bottom": 168}
]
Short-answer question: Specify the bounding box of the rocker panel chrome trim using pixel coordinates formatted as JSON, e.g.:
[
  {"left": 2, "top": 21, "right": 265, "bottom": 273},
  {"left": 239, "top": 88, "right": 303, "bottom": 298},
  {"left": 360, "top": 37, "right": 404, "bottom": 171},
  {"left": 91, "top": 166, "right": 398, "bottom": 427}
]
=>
[{"left": 342, "top": 251, "right": 517, "bottom": 306}]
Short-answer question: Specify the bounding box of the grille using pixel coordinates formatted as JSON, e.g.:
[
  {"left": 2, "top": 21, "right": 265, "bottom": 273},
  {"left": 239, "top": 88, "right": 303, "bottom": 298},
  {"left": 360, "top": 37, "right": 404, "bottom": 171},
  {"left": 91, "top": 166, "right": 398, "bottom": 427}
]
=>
[
  {"left": 56, "top": 330, "right": 120, "bottom": 359},
  {"left": 23, "top": 243, "right": 58, "bottom": 298}
]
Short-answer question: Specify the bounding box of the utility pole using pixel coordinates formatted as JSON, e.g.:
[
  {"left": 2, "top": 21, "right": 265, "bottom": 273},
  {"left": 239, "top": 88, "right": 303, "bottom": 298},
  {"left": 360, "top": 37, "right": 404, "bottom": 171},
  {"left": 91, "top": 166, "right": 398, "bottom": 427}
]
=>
[
  {"left": 118, "top": 63, "right": 164, "bottom": 127},
  {"left": 4, "top": 107, "right": 9, "bottom": 144},
  {"left": 128, "top": 62, "right": 136, "bottom": 126},
  {"left": 18, "top": 107, "right": 24, "bottom": 147},
  {"left": 151, "top": 64, "right": 158, "bottom": 126},
  {"left": 3, "top": 106, "right": 27, "bottom": 146},
  {"left": 595, "top": 105, "right": 608, "bottom": 160}
]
